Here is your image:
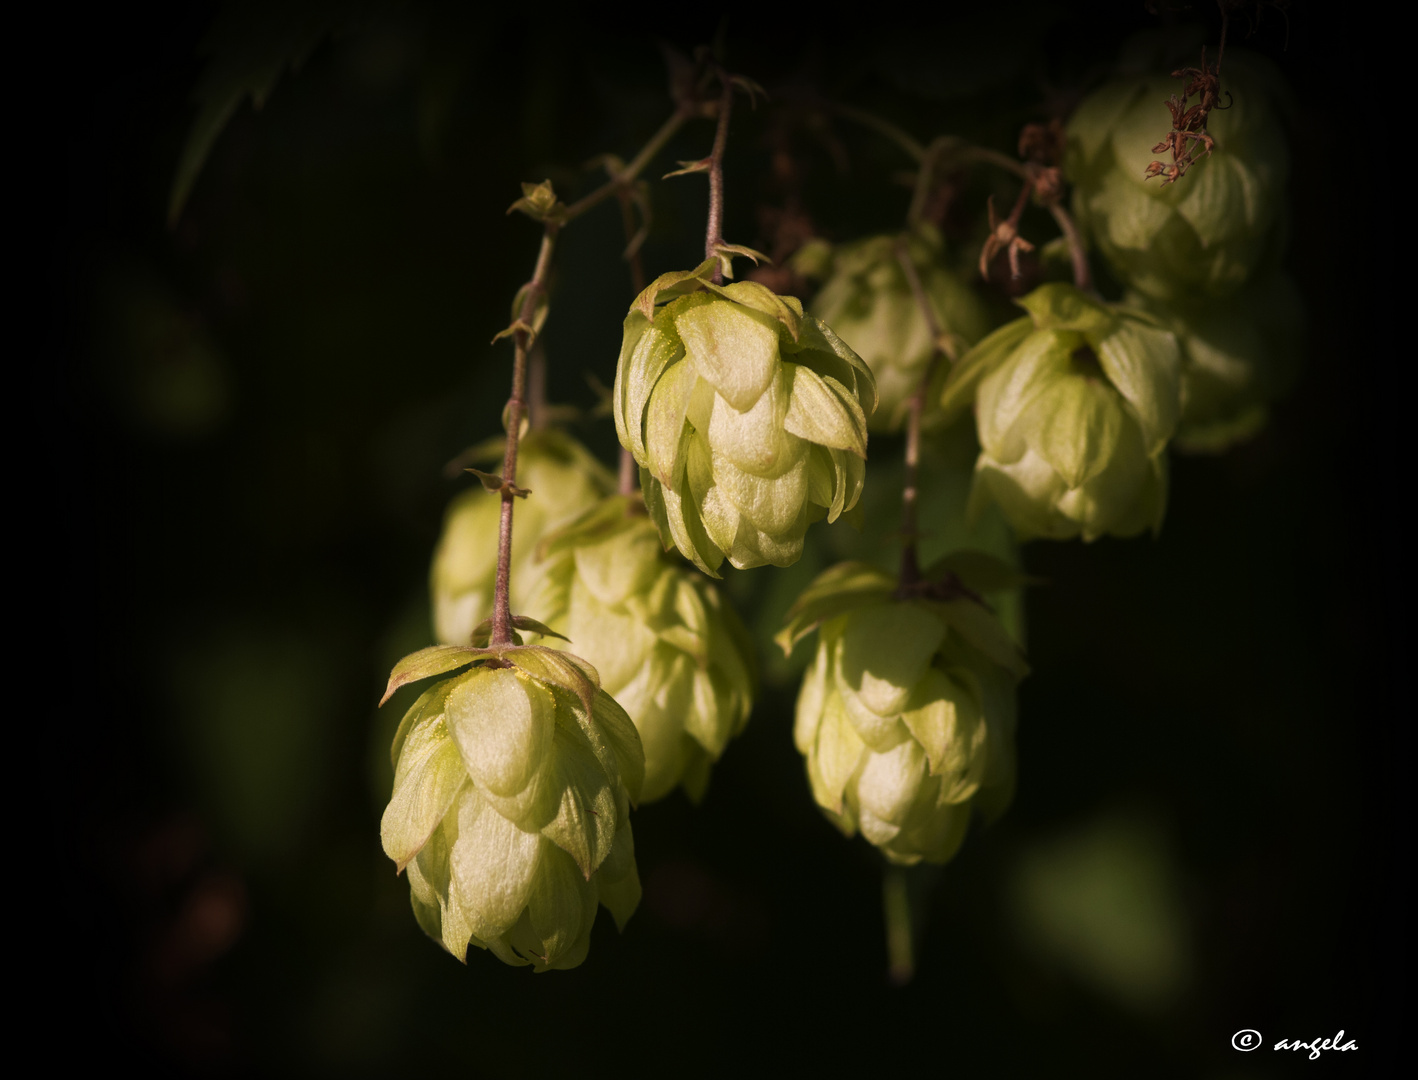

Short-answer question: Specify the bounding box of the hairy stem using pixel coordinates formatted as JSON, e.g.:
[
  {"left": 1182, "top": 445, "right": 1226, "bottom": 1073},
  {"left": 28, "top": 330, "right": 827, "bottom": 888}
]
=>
[
  {"left": 705, "top": 75, "right": 735, "bottom": 283},
  {"left": 486, "top": 105, "right": 693, "bottom": 646},
  {"left": 492, "top": 229, "right": 557, "bottom": 646}
]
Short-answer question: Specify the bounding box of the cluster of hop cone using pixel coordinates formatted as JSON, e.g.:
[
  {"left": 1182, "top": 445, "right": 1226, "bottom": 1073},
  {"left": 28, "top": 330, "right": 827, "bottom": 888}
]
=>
[{"left": 381, "top": 53, "right": 1296, "bottom": 970}]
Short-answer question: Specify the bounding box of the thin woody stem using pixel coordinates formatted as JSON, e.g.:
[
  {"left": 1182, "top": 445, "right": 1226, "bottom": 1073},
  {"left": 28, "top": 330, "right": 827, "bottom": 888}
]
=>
[
  {"left": 492, "top": 228, "right": 557, "bottom": 646},
  {"left": 1045, "top": 200, "right": 1092, "bottom": 292},
  {"left": 486, "top": 106, "right": 694, "bottom": 646},
  {"left": 564, "top": 109, "right": 692, "bottom": 223},
  {"left": 705, "top": 74, "right": 735, "bottom": 283},
  {"left": 833, "top": 103, "right": 927, "bottom": 162}
]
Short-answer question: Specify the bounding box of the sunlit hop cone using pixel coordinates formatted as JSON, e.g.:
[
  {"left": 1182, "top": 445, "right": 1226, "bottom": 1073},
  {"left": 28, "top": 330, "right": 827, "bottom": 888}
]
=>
[
  {"left": 431, "top": 431, "right": 613, "bottom": 645},
  {"left": 379, "top": 637, "right": 644, "bottom": 970},
  {"left": 940, "top": 283, "right": 1181, "bottom": 541},
  {"left": 1127, "top": 271, "right": 1302, "bottom": 453},
  {"left": 1065, "top": 54, "right": 1289, "bottom": 301},
  {"left": 520, "top": 495, "right": 756, "bottom": 803},
  {"left": 613, "top": 259, "right": 877, "bottom": 575},
  {"left": 778, "top": 560, "right": 1027, "bottom": 865},
  {"left": 810, "top": 229, "right": 990, "bottom": 432}
]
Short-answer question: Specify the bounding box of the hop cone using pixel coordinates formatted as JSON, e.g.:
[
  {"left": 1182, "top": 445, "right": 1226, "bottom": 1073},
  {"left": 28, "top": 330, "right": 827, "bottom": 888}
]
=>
[
  {"left": 379, "top": 641, "right": 644, "bottom": 970},
  {"left": 943, "top": 283, "right": 1182, "bottom": 541},
  {"left": 520, "top": 495, "right": 756, "bottom": 803},
  {"left": 613, "top": 259, "right": 877, "bottom": 575},
  {"left": 1128, "top": 272, "right": 1302, "bottom": 453},
  {"left": 1065, "top": 53, "right": 1289, "bottom": 301},
  {"left": 811, "top": 229, "right": 990, "bottom": 432},
  {"left": 431, "top": 431, "right": 613, "bottom": 645},
  {"left": 779, "top": 561, "right": 1027, "bottom": 865}
]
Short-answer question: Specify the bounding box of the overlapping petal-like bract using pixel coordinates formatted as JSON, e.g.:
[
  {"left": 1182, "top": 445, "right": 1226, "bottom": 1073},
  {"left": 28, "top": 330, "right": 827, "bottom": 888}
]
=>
[
  {"left": 614, "top": 260, "right": 877, "bottom": 575},
  {"left": 1065, "top": 53, "right": 1290, "bottom": 301},
  {"left": 379, "top": 643, "right": 644, "bottom": 971},
  {"left": 1128, "top": 271, "right": 1302, "bottom": 453},
  {"left": 811, "top": 229, "right": 989, "bottom": 432},
  {"left": 943, "top": 283, "right": 1182, "bottom": 541},
  {"left": 430, "top": 431, "right": 613, "bottom": 645},
  {"left": 779, "top": 561, "right": 1027, "bottom": 865},
  {"left": 520, "top": 496, "right": 756, "bottom": 803}
]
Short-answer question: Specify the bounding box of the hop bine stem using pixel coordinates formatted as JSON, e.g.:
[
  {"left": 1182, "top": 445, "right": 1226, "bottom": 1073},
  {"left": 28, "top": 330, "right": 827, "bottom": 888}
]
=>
[
  {"left": 488, "top": 105, "right": 694, "bottom": 646},
  {"left": 704, "top": 72, "right": 735, "bottom": 284}
]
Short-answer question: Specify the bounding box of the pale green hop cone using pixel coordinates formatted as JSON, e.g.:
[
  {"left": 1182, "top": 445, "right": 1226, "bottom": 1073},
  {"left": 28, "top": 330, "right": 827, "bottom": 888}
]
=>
[
  {"left": 1065, "top": 53, "right": 1290, "bottom": 301},
  {"left": 811, "top": 228, "right": 990, "bottom": 432},
  {"left": 520, "top": 495, "right": 756, "bottom": 803},
  {"left": 379, "top": 641, "right": 644, "bottom": 971},
  {"left": 613, "top": 259, "right": 878, "bottom": 575},
  {"left": 941, "top": 283, "right": 1182, "bottom": 541},
  {"left": 778, "top": 560, "right": 1028, "bottom": 865},
  {"left": 431, "top": 430, "right": 613, "bottom": 645},
  {"left": 1127, "top": 271, "right": 1302, "bottom": 453}
]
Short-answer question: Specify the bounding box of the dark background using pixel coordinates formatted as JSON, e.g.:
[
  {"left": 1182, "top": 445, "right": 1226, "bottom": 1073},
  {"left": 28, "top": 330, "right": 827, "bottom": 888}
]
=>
[{"left": 60, "top": 2, "right": 1404, "bottom": 1075}]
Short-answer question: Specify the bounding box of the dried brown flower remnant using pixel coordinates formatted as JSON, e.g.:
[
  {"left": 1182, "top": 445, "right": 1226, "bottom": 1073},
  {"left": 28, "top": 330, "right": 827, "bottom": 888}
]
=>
[{"left": 1145, "top": 48, "right": 1226, "bottom": 186}]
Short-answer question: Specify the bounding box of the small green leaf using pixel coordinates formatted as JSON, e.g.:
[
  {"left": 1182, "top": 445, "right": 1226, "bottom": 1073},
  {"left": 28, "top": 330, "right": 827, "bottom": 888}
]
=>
[
  {"left": 504, "top": 647, "right": 601, "bottom": 715},
  {"left": 511, "top": 616, "right": 570, "bottom": 643},
  {"left": 381, "top": 645, "right": 481, "bottom": 705},
  {"left": 464, "top": 467, "right": 530, "bottom": 497},
  {"left": 506, "top": 179, "right": 566, "bottom": 223},
  {"left": 630, "top": 260, "right": 719, "bottom": 321},
  {"left": 1016, "top": 283, "right": 1117, "bottom": 336},
  {"left": 662, "top": 158, "right": 712, "bottom": 179}
]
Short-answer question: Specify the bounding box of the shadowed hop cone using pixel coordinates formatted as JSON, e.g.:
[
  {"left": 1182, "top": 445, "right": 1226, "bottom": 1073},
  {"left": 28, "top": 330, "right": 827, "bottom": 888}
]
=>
[
  {"left": 614, "top": 259, "right": 877, "bottom": 575},
  {"left": 522, "top": 495, "right": 756, "bottom": 803},
  {"left": 1065, "top": 53, "right": 1290, "bottom": 301},
  {"left": 431, "top": 431, "right": 613, "bottom": 645},
  {"left": 379, "top": 643, "right": 644, "bottom": 970},
  {"left": 810, "top": 228, "right": 990, "bottom": 432},
  {"left": 1128, "top": 271, "right": 1302, "bottom": 453},
  {"left": 944, "top": 283, "right": 1182, "bottom": 541},
  {"left": 779, "top": 561, "right": 1027, "bottom": 865}
]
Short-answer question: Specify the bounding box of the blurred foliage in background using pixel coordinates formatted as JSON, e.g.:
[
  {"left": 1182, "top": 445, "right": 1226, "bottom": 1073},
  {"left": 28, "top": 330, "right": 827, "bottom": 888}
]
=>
[{"left": 62, "top": 1, "right": 1404, "bottom": 1074}]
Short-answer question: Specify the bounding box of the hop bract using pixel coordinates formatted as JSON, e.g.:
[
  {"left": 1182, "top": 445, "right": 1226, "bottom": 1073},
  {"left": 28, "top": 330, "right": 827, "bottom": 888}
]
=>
[
  {"left": 1065, "top": 54, "right": 1289, "bottom": 300},
  {"left": 521, "top": 495, "right": 756, "bottom": 802},
  {"left": 811, "top": 229, "right": 989, "bottom": 431},
  {"left": 1128, "top": 272, "right": 1302, "bottom": 453},
  {"left": 431, "top": 431, "right": 613, "bottom": 645},
  {"left": 613, "top": 259, "right": 877, "bottom": 575},
  {"left": 944, "top": 283, "right": 1181, "bottom": 541},
  {"left": 779, "top": 561, "right": 1027, "bottom": 865},
  {"left": 379, "top": 642, "right": 644, "bottom": 970}
]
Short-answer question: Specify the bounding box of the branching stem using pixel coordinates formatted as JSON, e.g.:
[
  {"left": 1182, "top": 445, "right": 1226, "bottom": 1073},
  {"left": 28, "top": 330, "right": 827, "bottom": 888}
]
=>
[{"left": 488, "top": 105, "right": 693, "bottom": 647}]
